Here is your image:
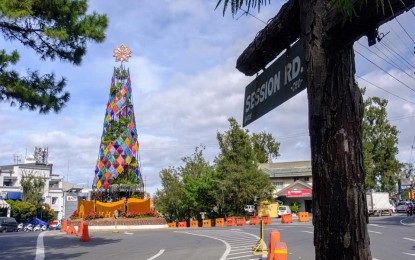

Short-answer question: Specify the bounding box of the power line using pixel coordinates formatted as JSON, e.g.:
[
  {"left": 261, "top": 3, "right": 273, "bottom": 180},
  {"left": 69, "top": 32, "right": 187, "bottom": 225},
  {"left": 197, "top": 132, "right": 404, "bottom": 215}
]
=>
[
  {"left": 395, "top": 16, "right": 415, "bottom": 44},
  {"left": 381, "top": 39, "right": 415, "bottom": 70},
  {"left": 356, "top": 75, "right": 415, "bottom": 105},
  {"left": 236, "top": 8, "right": 267, "bottom": 24},
  {"left": 355, "top": 50, "right": 415, "bottom": 93}
]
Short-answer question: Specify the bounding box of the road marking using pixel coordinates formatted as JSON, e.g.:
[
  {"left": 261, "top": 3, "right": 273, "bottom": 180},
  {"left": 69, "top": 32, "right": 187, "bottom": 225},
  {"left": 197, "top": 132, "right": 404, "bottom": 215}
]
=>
[
  {"left": 124, "top": 232, "right": 133, "bottom": 235},
  {"left": 146, "top": 249, "right": 165, "bottom": 260},
  {"left": 368, "top": 230, "right": 382, "bottom": 234},
  {"left": 301, "top": 231, "right": 313, "bottom": 234},
  {"left": 176, "top": 231, "right": 231, "bottom": 260},
  {"left": 368, "top": 224, "right": 385, "bottom": 228},
  {"left": 403, "top": 237, "right": 415, "bottom": 242},
  {"left": 35, "top": 232, "right": 46, "bottom": 260},
  {"left": 403, "top": 252, "right": 415, "bottom": 256}
]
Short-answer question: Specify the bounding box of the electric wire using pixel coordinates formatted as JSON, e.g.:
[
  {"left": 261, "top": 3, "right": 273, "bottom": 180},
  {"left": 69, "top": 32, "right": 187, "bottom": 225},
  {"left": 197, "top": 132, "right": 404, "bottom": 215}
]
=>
[
  {"left": 395, "top": 16, "right": 415, "bottom": 44},
  {"left": 355, "top": 50, "right": 415, "bottom": 93},
  {"left": 381, "top": 39, "right": 415, "bottom": 70}
]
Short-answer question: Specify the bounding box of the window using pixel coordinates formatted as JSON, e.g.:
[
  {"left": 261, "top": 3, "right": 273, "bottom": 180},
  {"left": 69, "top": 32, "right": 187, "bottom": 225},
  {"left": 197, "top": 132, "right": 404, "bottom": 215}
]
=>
[
  {"left": 304, "top": 177, "right": 310, "bottom": 182},
  {"left": 272, "top": 182, "right": 284, "bottom": 189},
  {"left": 294, "top": 177, "right": 300, "bottom": 182},
  {"left": 52, "top": 197, "right": 58, "bottom": 205}
]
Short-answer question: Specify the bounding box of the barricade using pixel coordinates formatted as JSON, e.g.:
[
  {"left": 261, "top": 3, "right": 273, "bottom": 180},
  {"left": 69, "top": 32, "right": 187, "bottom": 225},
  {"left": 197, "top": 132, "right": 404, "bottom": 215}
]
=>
[
  {"left": 249, "top": 216, "right": 259, "bottom": 225},
  {"left": 80, "top": 223, "right": 90, "bottom": 242},
  {"left": 236, "top": 217, "right": 246, "bottom": 226},
  {"left": 215, "top": 218, "right": 225, "bottom": 227},
  {"left": 76, "top": 220, "right": 84, "bottom": 237},
  {"left": 298, "top": 212, "right": 310, "bottom": 222},
  {"left": 226, "top": 217, "right": 236, "bottom": 226},
  {"left": 66, "top": 222, "right": 76, "bottom": 235},
  {"left": 168, "top": 222, "right": 176, "bottom": 228},
  {"left": 273, "top": 242, "right": 288, "bottom": 260},
  {"left": 61, "top": 219, "right": 68, "bottom": 233},
  {"left": 190, "top": 220, "right": 199, "bottom": 228},
  {"left": 262, "top": 215, "right": 272, "bottom": 225},
  {"left": 266, "top": 230, "right": 281, "bottom": 260},
  {"left": 178, "top": 221, "right": 187, "bottom": 228},
  {"left": 281, "top": 214, "right": 293, "bottom": 224},
  {"left": 202, "top": 219, "right": 211, "bottom": 228}
]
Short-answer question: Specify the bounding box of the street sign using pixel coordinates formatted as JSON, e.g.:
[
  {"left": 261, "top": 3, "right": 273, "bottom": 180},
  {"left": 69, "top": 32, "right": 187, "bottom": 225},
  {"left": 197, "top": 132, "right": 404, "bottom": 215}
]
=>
[{"left": 242, "top": 38, "right": 307, "bottom": 127}]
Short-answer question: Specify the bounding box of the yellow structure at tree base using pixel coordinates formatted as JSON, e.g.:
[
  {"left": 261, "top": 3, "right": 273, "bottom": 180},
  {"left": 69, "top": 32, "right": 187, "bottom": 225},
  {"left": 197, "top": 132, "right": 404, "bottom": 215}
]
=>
[{"left": 78, "top": 198, "right": 151, "bottom": 218}]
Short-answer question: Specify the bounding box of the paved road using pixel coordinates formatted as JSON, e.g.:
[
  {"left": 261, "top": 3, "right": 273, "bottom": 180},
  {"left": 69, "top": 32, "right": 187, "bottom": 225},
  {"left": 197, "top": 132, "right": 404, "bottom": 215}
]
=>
[{"left": 1, "top": 214, "right": 415, "bottom": 260}]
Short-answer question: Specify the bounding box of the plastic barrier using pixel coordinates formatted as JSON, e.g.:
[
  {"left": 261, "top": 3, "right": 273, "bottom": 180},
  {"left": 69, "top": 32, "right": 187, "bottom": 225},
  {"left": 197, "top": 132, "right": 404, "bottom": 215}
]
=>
[
  {"left": 236, "top": 217, "right": 246, "bottom": 226},
  {"left": 167, "top": 222, "right": 176, "bottom": 228},
  {"left": 273, "top": 242, "right": 288, "bottom": 260},
  {"left": 66, "top": 222, "right": 76, "bottom": 235},
  {"left": 266, "top": 230, "right": 281, "bottom": 260},
  {"left": 80, "top": 223, "right": 90, "bottom": 242},
  {"left": 281, "top": 214, "right": 293, "bottom": 224},
  {"left": 178, "top": 221, "right": 187, "bottom": 228},
  {"left": 262, "top": 215, "right": 272, "bottom": 225},
  {"left": 215, "top": 218, "right": 225, "bottom": 227},
  {"left": 61, "top": 219, "right": 68, "bottom": 233},
  {"left": 226, "top": 217, "right": 236, "bottom": 226},
  {"left": 190, "top": 220, "right": 199, "bottom": 228},
  {"left": 249, "top": 216, "right": 259, "bottom": 225},
  {"left": 77, "top": 220, "right": 84, "bottom": 237},
  {"left": 298, "top": 212, "right": 310, "bottom": 222},
  {"left": 202, "top": 219, "right": 211, "bottom": 228}
]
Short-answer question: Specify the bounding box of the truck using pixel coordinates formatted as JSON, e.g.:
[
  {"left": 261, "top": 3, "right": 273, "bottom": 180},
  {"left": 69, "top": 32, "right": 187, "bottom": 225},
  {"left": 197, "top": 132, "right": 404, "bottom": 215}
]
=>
[{"left": 366, "top": 192, "right": 395, "bottom": 216}]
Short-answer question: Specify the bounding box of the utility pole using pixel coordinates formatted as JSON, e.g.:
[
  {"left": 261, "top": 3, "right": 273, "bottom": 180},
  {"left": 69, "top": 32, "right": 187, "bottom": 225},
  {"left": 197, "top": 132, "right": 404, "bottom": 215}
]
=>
[{"left": 234, "top": 1, "right": 415, "bottom": 259}]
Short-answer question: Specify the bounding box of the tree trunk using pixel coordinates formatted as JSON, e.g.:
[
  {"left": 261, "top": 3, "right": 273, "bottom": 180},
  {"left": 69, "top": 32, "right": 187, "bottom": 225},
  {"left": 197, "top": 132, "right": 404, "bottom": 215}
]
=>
[{"left": 300, "top": 0, "right": 371, "bottom": 259}]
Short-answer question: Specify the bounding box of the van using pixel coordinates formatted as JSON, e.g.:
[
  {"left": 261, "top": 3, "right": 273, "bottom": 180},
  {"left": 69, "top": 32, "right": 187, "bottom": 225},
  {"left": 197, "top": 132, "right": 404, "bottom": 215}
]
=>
[
  {"left": 277, "top": 205, "right": 292, "bottom": 217},
  {"left": 244, "top": 205, "right": 255, "bottom": 215},
  {"left": 0, "top": 217, "right": 18, "bottom": 232}
]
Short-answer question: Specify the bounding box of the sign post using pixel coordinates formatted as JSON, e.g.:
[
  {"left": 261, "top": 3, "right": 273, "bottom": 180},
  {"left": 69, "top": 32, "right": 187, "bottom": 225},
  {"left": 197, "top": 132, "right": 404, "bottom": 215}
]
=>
[{"left": 242, "top": 38, "right": 306, "bottom": 127}]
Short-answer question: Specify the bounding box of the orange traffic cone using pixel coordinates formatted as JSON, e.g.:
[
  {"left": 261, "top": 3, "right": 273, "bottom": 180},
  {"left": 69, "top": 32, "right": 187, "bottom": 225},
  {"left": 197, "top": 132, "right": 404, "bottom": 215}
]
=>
[
  {"left": 66, "top": 222, "right": 76, "bottom": 235},
  {"left": 80, "top": 223, "right": 90, "bottom": 242},
  {"left": 61, "top": 219, "right": 68, "bottom": 233},
  {"left": 77, "top": 220, "right": 84, "bottom": 237}
]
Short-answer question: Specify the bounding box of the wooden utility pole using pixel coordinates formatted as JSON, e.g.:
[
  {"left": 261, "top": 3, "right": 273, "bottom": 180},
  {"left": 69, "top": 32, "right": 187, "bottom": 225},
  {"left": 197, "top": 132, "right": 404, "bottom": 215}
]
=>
[{"left": 236, "top": 0, "right": 415, "bottom": 259}]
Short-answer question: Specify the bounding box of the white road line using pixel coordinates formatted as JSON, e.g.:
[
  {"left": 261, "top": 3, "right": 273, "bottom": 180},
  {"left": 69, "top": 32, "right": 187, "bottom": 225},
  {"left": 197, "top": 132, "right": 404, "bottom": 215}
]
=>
[
  {"left": 176, "top": 231, "right": 231, "bottom": 260},
  {"left": 301, "top": 231, "right": 313, "bottom": 234},
  {"left": 368, "top": 230, "right": 382, "bottom": 234},
  {"left": 403, "top": 237, "right": 415, "bottom": 242},
  {"left": 146, "top": 249, "right": 165, "bottom": 260},
  {"left": 368, "top": 224, "right": 385, "bottom": 228},
  {"left": 124, "top": 232, "right": 133, "bottom": 235},
  {"left": 403, "top": 252, "right": 415, "bottom": 256},
  {"left": 226, "top": 255, "right": 256, "bottom": 259},
  {"left": 35, "top": 232, "right": 46, "bottom": 260}
]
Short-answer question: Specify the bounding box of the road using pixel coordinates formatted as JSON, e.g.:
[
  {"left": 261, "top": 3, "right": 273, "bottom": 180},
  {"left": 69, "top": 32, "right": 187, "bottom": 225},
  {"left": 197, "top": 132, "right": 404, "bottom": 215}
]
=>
[{"left": 0, "top": 214, "right": 414, "bottom": 260}]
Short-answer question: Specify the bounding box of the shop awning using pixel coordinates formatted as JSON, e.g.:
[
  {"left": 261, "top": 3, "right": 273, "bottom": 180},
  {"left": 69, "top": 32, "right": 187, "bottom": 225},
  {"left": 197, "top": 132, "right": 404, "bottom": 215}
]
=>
[
  {"left": 6, "top": 192, "right": 22, "bottom": 200},
  {"left": 0, "top": 198, "right": 10, "bottom": 209}
]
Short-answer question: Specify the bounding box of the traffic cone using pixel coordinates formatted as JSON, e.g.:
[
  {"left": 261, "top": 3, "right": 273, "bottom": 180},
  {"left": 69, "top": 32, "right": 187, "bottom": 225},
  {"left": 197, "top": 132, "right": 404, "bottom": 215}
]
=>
[
  {"left": 66, "top": 222, "right": 76, "bottom": 235},
  {"left": 61, "top": 219, "right": 68, "bottom": 233},
  {"left": 80, "top": 223, "right": 90, "bottom": 242},
  {"left": 77, "top": 220, "right": 84, "bottom": 237}
]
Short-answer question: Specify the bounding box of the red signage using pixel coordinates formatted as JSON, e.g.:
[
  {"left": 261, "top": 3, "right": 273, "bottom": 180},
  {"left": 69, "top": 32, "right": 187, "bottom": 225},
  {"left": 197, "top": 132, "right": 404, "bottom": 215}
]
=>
[{"left": 286, "top": 189, "right": 311, "bottom": 197}]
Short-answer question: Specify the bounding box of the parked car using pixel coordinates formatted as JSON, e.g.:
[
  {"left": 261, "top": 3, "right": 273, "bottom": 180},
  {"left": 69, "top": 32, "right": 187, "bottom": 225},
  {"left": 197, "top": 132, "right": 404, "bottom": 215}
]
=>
[
  {"left": 0, "top": 217, "right": 18, "bottom": 232},
  {"left": 49, "top": 220, "right": 60, "bottom": 230},
  {"left": 396, "top": 201, "right": 413, "bottom": 213},
  {"left": 244, "top": 205, "right": 255, "bottom": 215},
  {"left": 277, "top": 205, "right": 292, "bottom": 217}
]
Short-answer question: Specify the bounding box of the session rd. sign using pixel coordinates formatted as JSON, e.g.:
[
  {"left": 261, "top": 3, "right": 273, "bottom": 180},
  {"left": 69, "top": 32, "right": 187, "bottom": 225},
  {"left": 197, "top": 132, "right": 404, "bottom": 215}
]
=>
[{"left": 242, "top": 38, "right": 307, "bottom": 127}]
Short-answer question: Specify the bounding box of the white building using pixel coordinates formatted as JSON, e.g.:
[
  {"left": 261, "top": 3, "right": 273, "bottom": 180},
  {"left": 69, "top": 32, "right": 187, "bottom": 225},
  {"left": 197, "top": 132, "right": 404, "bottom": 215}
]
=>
[{"left": 0, "top": 161, "right": 65, "bottom": 220}]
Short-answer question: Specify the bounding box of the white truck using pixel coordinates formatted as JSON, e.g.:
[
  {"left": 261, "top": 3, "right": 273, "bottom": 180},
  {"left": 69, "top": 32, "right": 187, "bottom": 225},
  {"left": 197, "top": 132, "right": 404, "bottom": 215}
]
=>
[{"left": 366, "top": 192, "right": 395, "bottom": 216}]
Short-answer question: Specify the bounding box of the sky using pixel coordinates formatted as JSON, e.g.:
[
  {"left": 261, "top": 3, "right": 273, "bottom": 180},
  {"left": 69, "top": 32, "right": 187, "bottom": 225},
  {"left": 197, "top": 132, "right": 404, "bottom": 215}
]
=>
[{"left": 0, "top": 1, "right": 414, "bottom": 196}]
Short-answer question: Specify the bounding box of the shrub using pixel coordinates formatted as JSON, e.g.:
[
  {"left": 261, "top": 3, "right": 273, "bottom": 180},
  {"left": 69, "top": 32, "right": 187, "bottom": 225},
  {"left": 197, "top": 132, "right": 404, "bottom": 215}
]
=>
[
  {"left": 126, "top": 210, "right": 159, "bottom": 219},
  {"left": 70, "top": 210, "right": 79, "bottom": 220},
  {"left": 84, "top": 210, "right": 103, "bottom": 221}
]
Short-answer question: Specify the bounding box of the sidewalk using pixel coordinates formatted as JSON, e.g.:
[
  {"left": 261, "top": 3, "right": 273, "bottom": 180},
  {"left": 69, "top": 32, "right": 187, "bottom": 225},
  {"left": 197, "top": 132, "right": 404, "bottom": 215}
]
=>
[{"left": 400, "top": 215, "right": 415, "bottom": 226}]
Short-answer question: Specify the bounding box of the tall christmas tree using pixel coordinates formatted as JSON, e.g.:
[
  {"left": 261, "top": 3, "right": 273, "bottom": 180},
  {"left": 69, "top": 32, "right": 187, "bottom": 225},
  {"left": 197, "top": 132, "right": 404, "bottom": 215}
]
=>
[{"left": 93, "top": 44, "right": 142, "bottom": 192}]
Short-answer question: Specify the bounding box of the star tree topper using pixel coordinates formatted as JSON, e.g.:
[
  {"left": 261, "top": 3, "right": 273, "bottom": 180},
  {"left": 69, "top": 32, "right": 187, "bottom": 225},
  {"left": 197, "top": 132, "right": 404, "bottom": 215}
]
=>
[{"left": 113, "top": 44, "right": 132, "bottom": 62}]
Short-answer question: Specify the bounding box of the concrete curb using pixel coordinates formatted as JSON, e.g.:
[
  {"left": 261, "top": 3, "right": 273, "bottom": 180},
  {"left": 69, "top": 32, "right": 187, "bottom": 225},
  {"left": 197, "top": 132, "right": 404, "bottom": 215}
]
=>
[{"left": 88, "top": 224, "right": 168, "bottom": 231}]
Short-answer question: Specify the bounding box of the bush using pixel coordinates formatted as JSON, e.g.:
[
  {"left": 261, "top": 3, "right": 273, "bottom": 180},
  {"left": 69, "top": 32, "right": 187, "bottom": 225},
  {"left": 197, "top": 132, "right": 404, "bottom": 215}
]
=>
[
  {"left": 84, "top": 210, "right": 103, "bottom": 221},
  {"left": 290, "top": 202, "right": 300, "bottom": 214},
  {"left": 126, "top": 210, "right": 159, "bottom": 219},
  {"left": 69, "top": 210, "right": 79, "bottom": 220}
]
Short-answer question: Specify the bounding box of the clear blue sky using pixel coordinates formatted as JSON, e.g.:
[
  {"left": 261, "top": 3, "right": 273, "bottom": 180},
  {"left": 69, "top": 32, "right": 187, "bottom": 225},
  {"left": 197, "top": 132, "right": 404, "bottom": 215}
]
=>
[{"left": 1, "top": 1, "right": 414, "bottom": 196}]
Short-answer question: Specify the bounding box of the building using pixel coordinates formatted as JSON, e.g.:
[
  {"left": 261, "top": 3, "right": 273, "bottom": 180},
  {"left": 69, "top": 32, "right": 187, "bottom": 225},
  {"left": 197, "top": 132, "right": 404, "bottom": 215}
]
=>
[
  {"left": 260, "top": 160, "right": 313, "bottom": 212},
  {"left": 0, "top": 161, "right": 65, "bottom": 220}
]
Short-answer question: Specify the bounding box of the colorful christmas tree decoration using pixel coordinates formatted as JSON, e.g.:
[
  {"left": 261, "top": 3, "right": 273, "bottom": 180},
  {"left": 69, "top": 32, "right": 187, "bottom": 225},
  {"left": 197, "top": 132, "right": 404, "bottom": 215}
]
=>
[{"left": 93, "top": 44, "right": 142, "bottom": 190}]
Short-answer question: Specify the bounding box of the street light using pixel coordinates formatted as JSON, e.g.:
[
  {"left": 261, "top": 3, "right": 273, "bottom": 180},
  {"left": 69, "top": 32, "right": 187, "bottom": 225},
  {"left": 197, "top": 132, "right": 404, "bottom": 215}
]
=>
[{"left": 212, "top": 180, "right": 225, "bottom": 216}]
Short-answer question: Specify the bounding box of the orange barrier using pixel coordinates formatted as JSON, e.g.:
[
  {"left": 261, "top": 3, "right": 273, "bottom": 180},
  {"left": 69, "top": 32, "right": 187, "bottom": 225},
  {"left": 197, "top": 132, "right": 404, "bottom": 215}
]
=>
[
  {"left": 266, "top": 230, "right": 281, "bottom": 260},
  {"left": 167, "top": 222, "right": 176, "bottom": 228},
  {"left": 236, "top": 217, "right": 246, "bottom": 226},
  {"left": 178, "top": 221, "right": 187, "bottom": 228},
  {"left": 215, "top": 218, "right": 224, "bottom": 227},
  {"left": 202, "top": 219, "right": 211, "bottom": 228},
  {"left": 249, "top": 216, "right": 259, "bottom": 225},
  {"left": 273, "top": 242, "right": 288, "bottom": 260},
  {"left": 190, "top": 220, "right": 199, "bottom": 228},
  {"left": 298, "top": 212, "right": 310, "bottom": 222},
  {"left": 281, "top": 214, "right": 293, "bottom": 224},
  {"left": 262, "top": 215, "right": 272, "bottom": 225},
  {"left": 80, "top": 223, "right": 90, "bottom": 242},
  {"left": 77, "top": 220, "right": 84, "bottom": 237},
  {"left": 61, "top": 219, "right": 68, "bottom": 233},
  {"left": 226, "top": 217, "right": 236, "bottom": 226},
  {"left": 66, "top": 222, "right": 76, "bottom": 235}
]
